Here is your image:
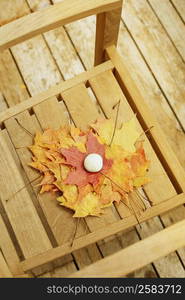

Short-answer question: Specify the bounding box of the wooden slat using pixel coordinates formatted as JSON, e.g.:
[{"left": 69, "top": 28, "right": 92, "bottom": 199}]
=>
[
  {"left": 27, "top": 0, "right": 126, "bottom": 273},
  {"left": 62, "top": 83, "right": 100, "bottom": 130},
  {"left": 5, "top": 103, "right": 102, "bottom": 272},
  {"left": 171, "top": 0, "right": 185, "bottom": 23},
  {"left": 0, "top": 93, "right": 7, "bottom": 112},
  {"left": 122, "top": 0, "right": 185, "bottom": 128},
  {"left": 89, "top": 68, "right": 185, "bottom": 277},
  {"left": 116, "top": 19, "right": 185, "bottom": 276},
  {"left": 11, "top": 36, "right": 62, "bottom": 96},
  {"left": 26, "top": 0, "right": 85, "bottom": 80},
  {"left": 69, "top": 219, "right": 185, "bottom": 277},
  {"left": 0, "top": 0, "right": 30, "bottom": 106},
  {"left": 4, "top": 110, "right": 76, "bottom": 259},
  {"left": 0, "top": 0, "right": 29, "bottom": 26},
  {"left": 89, "top": 70, "right": 176, "bottom": 205},
  {"left": 64, "top": 14, "right": 95, "bottom": 70},
  {"left": 0, "top": 60, "right": 113, "bottom": 126},
  {"left": 0, "top": 0, "right": 122, "bottom": 51},
  {"left": 62, "top": 83, "right": 121, "bottom": 229},
  {"left": 159, "top": 206, "right": 185, "bottom": 267},
  {"left": 21, "top": 192, "right": 185, "bottom": 272},
  {"left": 117, "top": 21, "right": 185, "bottom": 168},
  {"left": 33, "top": 97, "right": 69, "bottom": 129},
  {"left": 0, "top": 251, "right": 13, "bottom": 278},
  {"left": 135, "top": 217, "right": 185, "bottom": 277},
  {"left": 33, "top": 97, "right": 103, "bottom": 268},
  {"left": 1, "top": 1, "right": 113, "bottom": 273},
  {"left": 0, "top": 214, "right": 22, "bottom": 275},
  {"left": 106, "top": 45, "right": 185, "bottom": 275},
  {"left": 148, "top": 0, "right": 185, "bottom": 60},
  {"left": 0, "top": 50, "right": 29, "bottom": 106},
  {"left": 61, "top": 5, "right": 185, "bottom": 277},
  {"left": 0, "top": 129, "right": 52, "bottom": 258},
  {"left": 106, "top": 45, "right": 185, "bottom": 193}
]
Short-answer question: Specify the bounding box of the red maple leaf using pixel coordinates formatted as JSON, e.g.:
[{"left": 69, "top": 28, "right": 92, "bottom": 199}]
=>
[{"left": 60, "top": 132, "right": 113, "bottom": 187}]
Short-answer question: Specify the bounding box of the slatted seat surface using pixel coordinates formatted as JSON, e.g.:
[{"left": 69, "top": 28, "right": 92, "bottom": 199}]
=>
[
  {"left": 0, "top": 0, "right": 185, "bottom": 278},
  {"left": 1, "top": 51, "right": 185, "bottom": 276}
]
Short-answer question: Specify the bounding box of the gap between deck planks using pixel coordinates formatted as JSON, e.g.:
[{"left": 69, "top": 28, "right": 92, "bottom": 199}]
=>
[{"left": 0, "top": 0, "right": 184, "bottom": 276}]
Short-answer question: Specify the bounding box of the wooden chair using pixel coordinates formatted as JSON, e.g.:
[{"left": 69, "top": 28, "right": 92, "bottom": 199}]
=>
[{"left": 0, "top": 0, "right": 185, "bottom": 278}]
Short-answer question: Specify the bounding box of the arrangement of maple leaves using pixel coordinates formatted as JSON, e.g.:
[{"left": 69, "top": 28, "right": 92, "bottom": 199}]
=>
[{"left": 29, "top": 117, "right": 150, "bottom": 217}]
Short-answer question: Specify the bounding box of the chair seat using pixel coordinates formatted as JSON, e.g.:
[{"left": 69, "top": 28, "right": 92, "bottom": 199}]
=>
[{"left": 0, "top": 47, "right": 184, "bottom": 276}]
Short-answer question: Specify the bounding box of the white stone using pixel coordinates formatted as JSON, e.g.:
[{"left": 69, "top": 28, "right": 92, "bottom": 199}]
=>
[{"left": 84, "top": 153, "right": 103, "bottom": 173}]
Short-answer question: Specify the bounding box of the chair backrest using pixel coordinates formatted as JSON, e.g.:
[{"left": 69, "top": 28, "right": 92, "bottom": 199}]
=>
[{"left": 0, "top": 0, "right": 123, "bottom": 66}]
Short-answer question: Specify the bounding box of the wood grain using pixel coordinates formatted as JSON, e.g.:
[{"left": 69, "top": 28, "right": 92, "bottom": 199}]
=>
[
  {"left": 0, "top": 60, "right": 113, "bottom": 126},
  {"left": 0, "top": 251, "right": 13, "bottom": 277},
  {"left": 0, "top": 0, "right": 122, "bottom": 51},
  {"left": 95, "top": 6, "right": 122, "bottom": 65},
  {"left": 122, "top": 0, "right": 185, "bottom": 128},
  {"left": 0, "top": 214, "right": 22, "bottom": 275},
  {"left": 148, "top": 0, "right": 185, "bottom": 60},
  {"left": 117, "top": 21, "right": 185, "bottom": 167},
  {"left": 0, "top": 0, "right": 185, "bottom": 278},
  {"left": 171, "top": 0, "right": 185, "bottom": 22},
  {"left": 89, "top": 70, "right": 176, "bottom": 204},
  {"left": 0, "top": 130, "right": 52, "bottom": 258},
  {"left": 20, "top": 193, "right": 185, "bottom": 273},
  {"left": 106, "top": 45, "right": 185, "bottom": 193},
  {"left": 69, "top": 219, "right": 185, "bottom": 277}
]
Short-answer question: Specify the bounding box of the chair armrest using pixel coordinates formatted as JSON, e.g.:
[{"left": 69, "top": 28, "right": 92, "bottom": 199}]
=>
[{"left": 0, "top": 0, "right": 121, "bottom": 51}]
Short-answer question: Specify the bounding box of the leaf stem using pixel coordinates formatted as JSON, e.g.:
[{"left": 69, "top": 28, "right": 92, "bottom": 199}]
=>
[
  {"left": 15, "top": 118, "right": 34, "bottom": 137},
  {"left": 109, "top": 99, "right": 121, "bottom": 146},
  {"left": 5, "top": 175, "right": 42, "bottom": 202}
]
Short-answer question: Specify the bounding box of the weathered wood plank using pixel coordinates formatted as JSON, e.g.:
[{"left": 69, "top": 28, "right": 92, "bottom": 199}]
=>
[
  {"left": 0, "top": 0, "right": 122, "bottom": 51},
  {"left": 27, "top": 0, "right": 85, "bottom": 80},
  {"left": 11, "top": 37, "right": 62, "bottom": 96},
  {"left": 0, "top": 50, "right": 29, "bottom": 106},
  {"left": 106, "top": 45, "right": 185, "bottom": 193},
  {"left": 20, "top": 193, "right": 185, "bottom": 273},
  {"left": 122, "top": 0, "right": 185, "bottom": 128},
  {"left": 0, "top": 93, "right": 7, "bottom": 113},
  {"left": 148, "top": 0, "right": 185, "bottom": 60},
  {"left": 106, "top": 45, "right": 185, "bottom": 277},
  {"left": 33, "top": 97, "right": 103, "bottom": 269},
  {"left": 117, "top": 21, "right": 185, "bottom": 167},
  {"left": 69, "top": 219, "right": 185, "bottom": 277},
  {"left": 0, "top": 214, "right": 22, "bottom": 275},
  {"left": 89, "top": 70, "right": 176, "bottom": 204},
  {"left": 4, "top": 105, "right": 101, "bottom": 274},
  {"left": 0, "top": 130, "right": 52, "bottom": 258},
  {"left": 0, "top": 251, "right": 13, "bottom": 278},
  {"left": 61, "top": 82, "right": 157, "bottom": 277},
  {"left": 171, "top": 0, "right": 185, "bottom": 22},
  {"left": 0, "top": 0, "right": 30, "bottom": 106},
  {"left": 61, "top": 6, "right": 185, "bottom": 276},
  {"left": 0, "top": 61, "right": 113, "bottom": 126}
]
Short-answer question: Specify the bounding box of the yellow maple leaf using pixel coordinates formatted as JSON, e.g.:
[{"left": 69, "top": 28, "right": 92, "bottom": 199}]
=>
[
  {"left": 92, "top": 117, "right": 140, "bottom": 152},
  {"left": 29, "top": 118, "right": 150, "bottom": 218}
]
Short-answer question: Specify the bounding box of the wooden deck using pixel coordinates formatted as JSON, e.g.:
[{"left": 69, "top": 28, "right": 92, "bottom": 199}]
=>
[{"left": 0, "top": 0, "right": 185, "bottom": 277}]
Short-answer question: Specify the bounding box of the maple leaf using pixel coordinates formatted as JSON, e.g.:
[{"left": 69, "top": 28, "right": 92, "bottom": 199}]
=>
[
  {"left": 60, "top": 132, "right": 113, "bottom": 187},
  {"left": 28, "top": 118, "right": 150, "bottom": 218},
  {"left": 57, "top": 181, "right": 117, "bottom": 217},
  {"left": 92, "top": 117, "right": 140, "bottom": 152}
]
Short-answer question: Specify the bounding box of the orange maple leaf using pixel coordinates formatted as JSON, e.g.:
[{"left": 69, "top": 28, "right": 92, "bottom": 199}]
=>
[{"left": 60, "top": 132, "right": 113, "bottom": 187}]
